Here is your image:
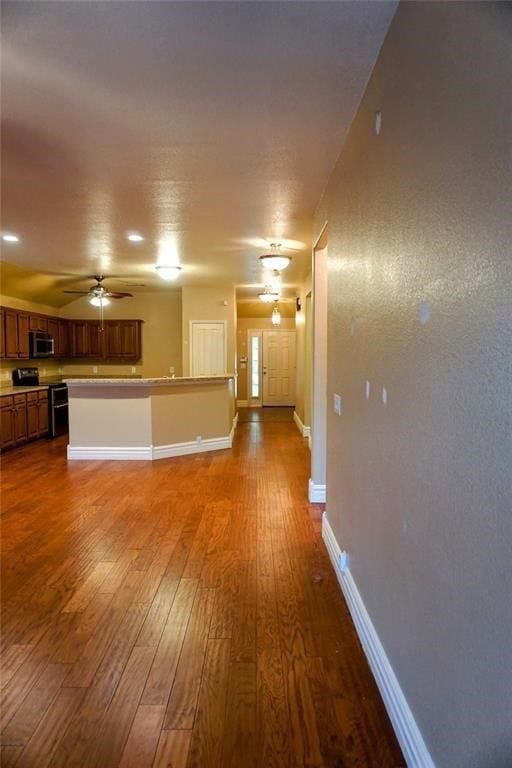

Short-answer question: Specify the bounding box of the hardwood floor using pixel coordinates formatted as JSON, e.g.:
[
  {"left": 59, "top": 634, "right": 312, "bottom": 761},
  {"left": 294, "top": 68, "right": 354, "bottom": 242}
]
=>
[{"left": 0, "top": 420, "right": 405, "bottom": 767}]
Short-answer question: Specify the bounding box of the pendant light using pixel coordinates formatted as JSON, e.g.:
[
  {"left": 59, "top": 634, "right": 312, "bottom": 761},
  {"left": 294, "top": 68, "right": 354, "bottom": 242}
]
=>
[
  {"left": 271, "top": 304, "right": 281, "bottom": 326},
  {"left": 155, "top": 265, "right": 181, "bottom": 281},
  {"left": 259, "top": 243, "right": 291, "bottom": 272},
  {"left": 258, "top": 287, "right": 280, "bottom": 303}
]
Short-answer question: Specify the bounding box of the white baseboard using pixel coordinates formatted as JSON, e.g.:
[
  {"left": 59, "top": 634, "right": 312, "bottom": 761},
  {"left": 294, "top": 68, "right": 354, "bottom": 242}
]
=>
[
  {"left": 308, "top": 478, "right": 326, "bottom": 503},
  {"left": 67, "top": 446, "right": 152, "bottom": 461},
  {"left": 293, "top": 410, "right": 311, "bottom": 438},
  {"left": 68, "top": 430, "right": 234, "bottom": 462},
  {"left": 152, "top": 434, "right": 232, "bottom": 459},
  {"left": 236, "top": 399, "right": 248, "bottom": 407},
  {"left": 322, "top": 513, "right": 436, "bottom": 768}
]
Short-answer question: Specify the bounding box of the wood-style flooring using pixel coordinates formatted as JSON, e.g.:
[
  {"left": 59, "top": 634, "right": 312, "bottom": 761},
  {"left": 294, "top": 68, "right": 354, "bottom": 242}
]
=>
[{"left": 0, "top": 417, "right": 404, "bottom": 767}]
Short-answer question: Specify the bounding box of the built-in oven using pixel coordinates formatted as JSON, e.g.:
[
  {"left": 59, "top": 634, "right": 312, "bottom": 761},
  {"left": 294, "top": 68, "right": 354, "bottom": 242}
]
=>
[{"left": 49, "top": 384, "right": 69, "bottom": 438}]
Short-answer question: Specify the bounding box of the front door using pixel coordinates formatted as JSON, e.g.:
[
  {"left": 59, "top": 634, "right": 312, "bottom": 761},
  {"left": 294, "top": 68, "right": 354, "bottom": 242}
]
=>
[{"left": 262, "top": 330, "right": 296, "bottom": 406}]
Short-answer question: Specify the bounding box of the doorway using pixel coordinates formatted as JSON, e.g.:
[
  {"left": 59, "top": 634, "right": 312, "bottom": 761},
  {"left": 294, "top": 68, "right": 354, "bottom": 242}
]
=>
[{"left": 247, "top": 329, "right": 296, "bottom": 407}]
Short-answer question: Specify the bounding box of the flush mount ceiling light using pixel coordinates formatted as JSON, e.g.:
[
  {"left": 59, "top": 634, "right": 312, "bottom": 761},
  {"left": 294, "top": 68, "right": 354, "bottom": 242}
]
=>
[
  {"left": 1, "top": 232, "right": 20, "bottom": 243},
  {"left": 259, "top": 243, "right": 291, "bottom": 272},
  {"left": 258, "top": 287, "right": 280, "bottom": 302},
  {"left": 155, "top": 265, "right": 181, "bottom": 281},
  {"left": 126, "top": 231, "right": 144, "bottom": 243},
  {"left": 271, "top": 305, "right": 282, "bottom": 326}
]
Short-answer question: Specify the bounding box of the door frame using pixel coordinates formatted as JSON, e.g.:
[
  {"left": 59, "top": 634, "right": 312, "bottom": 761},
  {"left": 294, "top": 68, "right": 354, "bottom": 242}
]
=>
[
  {"left": 189, "top": 320, "right": 227, "bottom": 376},
  {"left": 246, "top": 329, "right": 263, "bottom": 407},
  {"left": 310, "top": 222, "right": 328, "bottom": 503}
]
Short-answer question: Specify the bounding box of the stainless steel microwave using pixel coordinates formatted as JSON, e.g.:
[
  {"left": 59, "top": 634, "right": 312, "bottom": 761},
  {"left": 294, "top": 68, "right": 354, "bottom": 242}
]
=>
[{"left": 29, "top": 331, "right": 55, "bottom": 358}]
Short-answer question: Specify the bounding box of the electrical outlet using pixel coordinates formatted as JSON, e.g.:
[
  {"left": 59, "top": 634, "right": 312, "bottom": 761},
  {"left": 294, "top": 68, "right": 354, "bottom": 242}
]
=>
[
  {"left": 333, "top": 393, "right": 342, "bottom": 415},
  {"left": 92, "top": 366, "right": 98, "bottom": 374},
  {"left": 131, "top": 366, "right": 136, "bottom": 374},
  {"left": 169, "top": 366, "right": 175, "bottom": 374},
  {"left": 196, "top": 435, "right": 202, "bottom": 443}
]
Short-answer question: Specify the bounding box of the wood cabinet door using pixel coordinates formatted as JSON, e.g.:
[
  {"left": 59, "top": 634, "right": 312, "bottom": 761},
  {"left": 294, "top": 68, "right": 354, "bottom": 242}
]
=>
[
  {"left": 121, "top": 321, "right": 140, "bottom": 359},
  {"left": 27, "top": 399, "right": 39, "bottom": 439},
  {"left": 0, "top": 309, "right": 4, "bottom": 358},
  {"left": 104, "top": 322, "right": 122, "bottom": 357},
  {"left": 58, "top": 320, "right": 69, "bottom": 357},
  {"left": 89, "top": 322, "right": 103, "bottom": 358},
  {"left": 29, "top": 316, "right": 48, "bottom": 332},
  {"left": 47, "top": 318, "right": 59, "bottom": 346},
  {"left": 4, "top": 310, "right": 19, "bottom": 358},
  {"left": 17, "top": 314, "right": 30, "bottom": 358},
  {"left": 0, "top": 400, "right": 15, "bottom": 448},
  {"left": 13, "top": 398, "right": 27, "bottom": 444},
  {"left": 71, "top": 320, "right": 90, "bottom": 356},
  {"left": 38, "top": 396, "right": 49, "bottom": 436}
]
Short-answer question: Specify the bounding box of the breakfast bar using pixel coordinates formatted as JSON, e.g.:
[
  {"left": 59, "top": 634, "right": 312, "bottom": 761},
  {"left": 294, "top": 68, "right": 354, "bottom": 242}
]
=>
[{"left": 65, "top": 375, "right": 236, "bottom": 460}]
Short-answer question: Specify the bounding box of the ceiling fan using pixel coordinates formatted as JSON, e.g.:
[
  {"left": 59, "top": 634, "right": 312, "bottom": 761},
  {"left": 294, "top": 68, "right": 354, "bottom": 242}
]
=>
[{"left": 63, "top": 275, "right": 134, "bottom": 303}]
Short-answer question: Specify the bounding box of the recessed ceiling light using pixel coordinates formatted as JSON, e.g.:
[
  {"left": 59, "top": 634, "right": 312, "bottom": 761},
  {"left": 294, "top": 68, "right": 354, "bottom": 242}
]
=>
[
  {"left": 155, "top": 265, "right": 181, "bottom": 281},
  {"left": 126, "top": 232, "right": 144, "bottom": 243},
  {"left": 2, "top": 233, "right": 20, "bottom": 243}
]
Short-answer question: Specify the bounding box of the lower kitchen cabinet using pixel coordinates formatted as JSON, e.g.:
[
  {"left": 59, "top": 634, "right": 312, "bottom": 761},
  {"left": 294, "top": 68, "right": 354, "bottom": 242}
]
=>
[{"left": 0, "top": 390, "right": 49, "bottom": 451}]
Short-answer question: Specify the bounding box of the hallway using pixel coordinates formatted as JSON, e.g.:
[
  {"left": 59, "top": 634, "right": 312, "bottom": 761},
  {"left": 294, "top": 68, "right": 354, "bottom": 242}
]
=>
[{"left": 0, "top": 421, "right": 404, "bottom": 767}]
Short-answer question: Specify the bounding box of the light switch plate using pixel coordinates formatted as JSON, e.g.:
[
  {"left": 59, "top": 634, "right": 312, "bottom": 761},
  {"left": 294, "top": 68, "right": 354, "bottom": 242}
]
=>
[{"left": 333, "top": 393, "right": 342, "bottom": 415}]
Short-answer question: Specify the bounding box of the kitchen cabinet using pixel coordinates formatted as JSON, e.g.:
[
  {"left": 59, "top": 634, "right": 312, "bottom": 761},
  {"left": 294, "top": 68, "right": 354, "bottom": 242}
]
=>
[
  {"left": 104, "top": 320, "right": 141, "bottom": 360},
  {"left": 1, "top": 306, "right": 141, "bottom": 361},
  {"left": 13, "top": 394, "right": 28, "bottom": 444},
  {"left": 4, "top": 310, "right": 29, "bottom": 359},
  {"left": 0, "top": 309, "right": 4, "bottom": 358},
  {"left": 0, "top": 389, "right": 50, "bottom": 451},
  {"left": 29, "top": 315, "right": 48, "bottom": 332},
  {"left": 37, "top": 391, "right": 49, "bottom": 436},
  {"left": 0, "top": 396, "right": 15, "bottom": 449},
  {"left": 27, "top": 393, "right": 39, "bottom": 439},
  {"left": 57, "top": 320, "right": 69, "bottom": 357}
]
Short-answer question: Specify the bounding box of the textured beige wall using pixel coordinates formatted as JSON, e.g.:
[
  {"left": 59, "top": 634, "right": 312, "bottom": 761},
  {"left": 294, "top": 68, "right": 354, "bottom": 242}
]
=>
[
  {"left": 62, "top": 291, "right": 182, "bottom": 377},
  {"left": 318, "top": 3, "right": 512, "bottom": 766},
  {"left": 236, "top": 317, "right": 296, "bottom": 402},
  {"left": 181, "top": 286, "right": 236, "bottom": 376}
]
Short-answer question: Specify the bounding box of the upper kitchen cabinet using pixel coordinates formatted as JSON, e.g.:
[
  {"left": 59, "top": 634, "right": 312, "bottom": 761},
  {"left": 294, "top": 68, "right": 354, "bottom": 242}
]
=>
[
  {"left": 104, "top": 320, "right": 142, "bottom": 360},
  {"left": 29, "top": 315, "right": 48, "bottom": 332},
  {"left": 4, "top": 309, "right": 29, "bottom": 358},
  {"left": 68, "top": 319, "right": 142, "bottom": 360}
]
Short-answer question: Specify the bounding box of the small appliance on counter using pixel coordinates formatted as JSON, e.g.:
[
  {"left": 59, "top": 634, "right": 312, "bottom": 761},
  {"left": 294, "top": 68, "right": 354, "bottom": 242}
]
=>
[{"left": 12, "top": 367, "right": 68, "bottom": 439}]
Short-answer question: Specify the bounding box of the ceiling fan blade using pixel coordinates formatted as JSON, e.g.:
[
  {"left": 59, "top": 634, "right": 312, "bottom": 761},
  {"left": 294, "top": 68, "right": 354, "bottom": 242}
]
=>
[
  {"left": 63, "top": 290, "right": 90, "bottom": 294},
  {"left": 105, "top": 291, "right": 133, "bottom": 299}
]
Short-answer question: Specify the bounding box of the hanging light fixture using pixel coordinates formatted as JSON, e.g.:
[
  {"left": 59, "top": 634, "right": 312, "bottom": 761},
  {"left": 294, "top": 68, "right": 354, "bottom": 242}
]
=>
[
  {"left": 271, "top": 304, "right": 282, "bottom": 326},
  {"left": 258, "top": 286, "right": 280, "bottom": 302},
  {"left": 259, "top": 243, "right": 291, "bottom": 272},
  {"left": 155, "top": 265, "right": 181, "bottom": 281}
]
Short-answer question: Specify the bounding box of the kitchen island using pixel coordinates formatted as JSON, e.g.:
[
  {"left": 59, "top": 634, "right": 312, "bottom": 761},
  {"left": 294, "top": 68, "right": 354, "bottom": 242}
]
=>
[{"left": 65, "top": 375, "right": 236, "bottom": 460}]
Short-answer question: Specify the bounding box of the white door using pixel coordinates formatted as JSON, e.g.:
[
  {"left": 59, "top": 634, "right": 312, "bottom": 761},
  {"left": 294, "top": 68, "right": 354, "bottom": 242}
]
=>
[
  {"left": 190, "top": 321, "right": 226, "bottom": 376},
  {"left": 262, "top": 330, "right": 296, "bottom": 406}
]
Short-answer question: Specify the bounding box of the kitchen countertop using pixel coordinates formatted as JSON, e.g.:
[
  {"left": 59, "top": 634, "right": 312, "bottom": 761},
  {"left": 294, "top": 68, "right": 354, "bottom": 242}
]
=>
[
  {"left": 65, "top": 375, "right": 235, "bottom": 388},
  {"left": 0, "top": 385, "right": 51, "bottom": 396}
]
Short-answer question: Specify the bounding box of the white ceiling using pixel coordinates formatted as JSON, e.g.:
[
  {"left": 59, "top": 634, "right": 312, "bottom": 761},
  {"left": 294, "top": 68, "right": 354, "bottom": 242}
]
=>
[{"left": 1, "top": 1, "right": 397, "bottom": 306}]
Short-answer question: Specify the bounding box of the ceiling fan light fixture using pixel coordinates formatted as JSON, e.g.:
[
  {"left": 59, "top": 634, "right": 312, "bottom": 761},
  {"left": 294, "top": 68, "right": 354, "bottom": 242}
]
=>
[
  {"left": 90, "top": 295, "right": 110, "bottom": 307},
  {"left": 259, "top": 243, "right": 291, "bottom": 272},
  {"left": 155, "top": 265, "right": 181, "bottom": 281}
]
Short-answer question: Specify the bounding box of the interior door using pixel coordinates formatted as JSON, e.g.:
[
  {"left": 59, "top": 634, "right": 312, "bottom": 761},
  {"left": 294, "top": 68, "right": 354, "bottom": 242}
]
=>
[
  {"left": 190, "top": 322, "right": 226, "bottom": 376},
  {"left": 262, "top": 330, "right": 296, "bottom": 406}
]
